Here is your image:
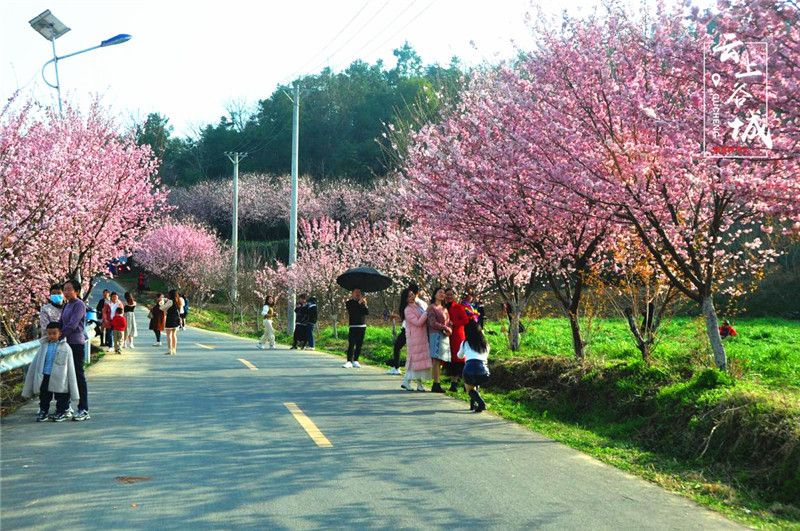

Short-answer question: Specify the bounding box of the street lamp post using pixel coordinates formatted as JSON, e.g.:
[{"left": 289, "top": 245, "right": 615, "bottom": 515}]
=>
[{"left": 29, "top": 10, "right": 132, "bottom": 114}]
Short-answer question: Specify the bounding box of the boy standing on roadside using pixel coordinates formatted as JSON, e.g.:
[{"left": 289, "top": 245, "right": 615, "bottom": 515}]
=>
[
  {"left": 22, "top": 322, "right": 79, "bottom": 422},
  {"left": 111, "top": 307, "right": 127, "bottom": 354}
]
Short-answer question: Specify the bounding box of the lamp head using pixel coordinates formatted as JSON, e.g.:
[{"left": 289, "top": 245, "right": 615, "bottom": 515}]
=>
[{"left": 101, "top": 34, "right": 132, "bottom": 47}]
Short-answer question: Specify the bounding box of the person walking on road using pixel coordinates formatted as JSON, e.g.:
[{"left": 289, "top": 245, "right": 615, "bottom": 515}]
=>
[
  {"left": 460, "top": 320, "right": 490, "bottom": 413},
  {"left": 306, "top": 296, "right": 318, "bottom": 349},
  {"left": 39, "top": 283, "right": 64, "bottom": 337},
  {"left": 427, "top": 287, "right": 451, "bottom": 393},
  {"left": 386, "top": 282, "right": 427, "bottom": 376},
  {"left": 111, "top": 307, "right": 127, "bottom": 354},
  {"left": 290, "top": 294, "right": 309, "bottom": 350},
  {"left": 59, "top": 279, "right": 90, "bottom": 421},
  {"left": 445, "top": 288, "right": 471, "bottom": 392},
  {"left": 258, "top": 295, "right": 276, "bottom": 349},
  {"left": 148, "top": 294, "right": 166, "bottom": 347},
  {"left": 161, "top": 289, "right": 183, "bottom": 355},
  {"left": 399, "top": 288, "right": 432, "bottom": 391},
  {"left": 343, "top": 289, "right": 369, "bottom": 368},
  {"left": 179, "top": 295, "right": 189, "bottom": 330},
  {"left": 123, "top": 292, "right": 138, "bottom": 349},
  {"left": 22, "top": 322, "right": 80, "bottom": 422},
  {"left": 97, "top": 289, "right": 111, "bottom": 347}
]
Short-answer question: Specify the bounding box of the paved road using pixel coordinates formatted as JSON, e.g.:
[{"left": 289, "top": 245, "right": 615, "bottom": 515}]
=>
[{"left": 0, "top": 281, "right": 741, "bottom": 530}]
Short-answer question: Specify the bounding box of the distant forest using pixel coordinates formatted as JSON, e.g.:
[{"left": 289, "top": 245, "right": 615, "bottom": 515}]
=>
[{"left": 135, "top": 43, "right": 464, "bottom": 187}]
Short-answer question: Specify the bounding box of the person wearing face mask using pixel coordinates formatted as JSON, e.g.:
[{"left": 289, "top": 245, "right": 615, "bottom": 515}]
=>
[{"left": 39, "top": 284, "right": 65, "bottom": 337}]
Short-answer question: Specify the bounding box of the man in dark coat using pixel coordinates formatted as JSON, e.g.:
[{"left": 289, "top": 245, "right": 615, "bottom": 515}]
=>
[{"left": 291, "top": 294, "right": 309, "bottom": 350}]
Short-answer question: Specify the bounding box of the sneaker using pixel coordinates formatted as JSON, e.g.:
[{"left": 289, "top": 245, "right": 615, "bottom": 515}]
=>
[
  {"left": 72, "top": 410, "right": 90, "bottom": 421},
  {"left": 352, "top": 361, "right": 361, "bottom": 368},
  {"left": 416, "top": 383, "right": 425, "bottom": 392},
  {"left": 449, "top": 382, "right": 458, "bottom": 392},
  {"left": 51, "top": 412, "right": 69, "bottom": 422},
  {"left": 431, "top": 382, "right": 445, "bottom": 393},
  {"left": 400, "top": 382, "right": 413, "bottom": 391},
  {"left": 36, "top": 410, "right": 49, "bottom": 422},
  {"left": 256, "top": 344, "right": 264, "bottom": 350},
  {"left": 386, "top": 367, "right": 401, "bottom": 375},
  {"left": 153, "top": 342, "right": 161, "bottom": 346},
  {"left": 342, "top": 361, "right": 353, "bottom": 368}
]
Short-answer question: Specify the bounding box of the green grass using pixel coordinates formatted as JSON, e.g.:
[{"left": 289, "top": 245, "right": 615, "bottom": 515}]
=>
[
  {"left": 278, "top": 316, "right": 798, "bottom": 392},
  {"left": 476, "top": 316, "right": 799, "bottom": 390}
]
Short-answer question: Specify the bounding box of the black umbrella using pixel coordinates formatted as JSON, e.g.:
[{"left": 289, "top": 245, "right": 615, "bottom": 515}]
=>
[{"left": 336, "top": 266, "right": 393, "bottom": 293}]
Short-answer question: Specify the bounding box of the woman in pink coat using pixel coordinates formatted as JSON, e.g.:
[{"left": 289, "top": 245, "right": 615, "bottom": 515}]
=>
[{"left": 400, "top": 288, "right": 432, "bottom": 391}]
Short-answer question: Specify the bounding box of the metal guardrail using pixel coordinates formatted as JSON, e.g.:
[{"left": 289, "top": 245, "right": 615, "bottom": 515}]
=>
[{"left": 0, "top": 324, "right": 94, "bottom": 374}]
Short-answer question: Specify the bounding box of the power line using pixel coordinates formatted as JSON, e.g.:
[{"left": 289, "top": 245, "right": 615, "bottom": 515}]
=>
[
  {"left": 305, "top": 0, "right": 393, "bottom": 76},
  {"left": 281, "top": 0, "right": 372, "bottom": 85},
  {"left": 357, "top": 0, "right": 437, "bottom": 63}
]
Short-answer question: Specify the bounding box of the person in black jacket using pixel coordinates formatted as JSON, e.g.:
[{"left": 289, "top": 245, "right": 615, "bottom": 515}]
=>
[
  {"left": 291, "top": 294, "right": 308, "bottom": 350},
  {"left": 305, "top": 296, "right": 318, "bottom": 349},
  {"left": 343, "top": 289, "right": 368, "bottom": 368}
]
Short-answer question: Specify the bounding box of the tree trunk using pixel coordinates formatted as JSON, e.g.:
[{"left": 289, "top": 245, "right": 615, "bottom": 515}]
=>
[
  {"left": 568, "top": 312, "right": 585, "bottom": 360},
  {"left": 702, "top": 295, "right": 727, "bottom": 370},
  {"left": 332, "top": 316, "right": 338, "bottom": 339},
  {"left": 508, "top": 310, "right": 521, "bottom": 351},
  {"left": 624, "top": 307, "right": 650, "bottom": 362}
]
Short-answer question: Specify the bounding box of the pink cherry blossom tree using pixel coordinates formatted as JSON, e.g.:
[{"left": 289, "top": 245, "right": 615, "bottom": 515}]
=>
[
  {"left": 134, "top": 220, "right": 229, "bottom": 302},
  {"left": 400, "top": 66, "right": 615, "bottom": 359},
  {"left": 512, "top": 0, "right": 799, "bottom": 368},
  {"left": 0, "top": 98, "right": 168, "bottom": 343}
]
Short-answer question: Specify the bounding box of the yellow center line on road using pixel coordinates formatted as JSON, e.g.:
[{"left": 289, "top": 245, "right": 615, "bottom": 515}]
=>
[
  {"left": 238, "top": 358, "right": 258, "bottom": 370},
  {"left": 284, "top": 402, "right": 333, "bottom": 448},
  {"left": 195, "top": 343, "right": 215, "bottom": 350}
]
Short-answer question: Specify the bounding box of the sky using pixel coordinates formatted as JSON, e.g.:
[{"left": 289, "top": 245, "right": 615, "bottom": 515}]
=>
[{"left": 0, "top": 0, "right": 700, "bottom": 137}]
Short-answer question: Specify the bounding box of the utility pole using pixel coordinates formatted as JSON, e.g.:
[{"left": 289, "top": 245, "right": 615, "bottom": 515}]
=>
[
  {"left": 287, "top": 81, "right": 300, "bottom": 334},
  {"left": 225, "top": 151, "right": 247, "bottom": 304}
]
